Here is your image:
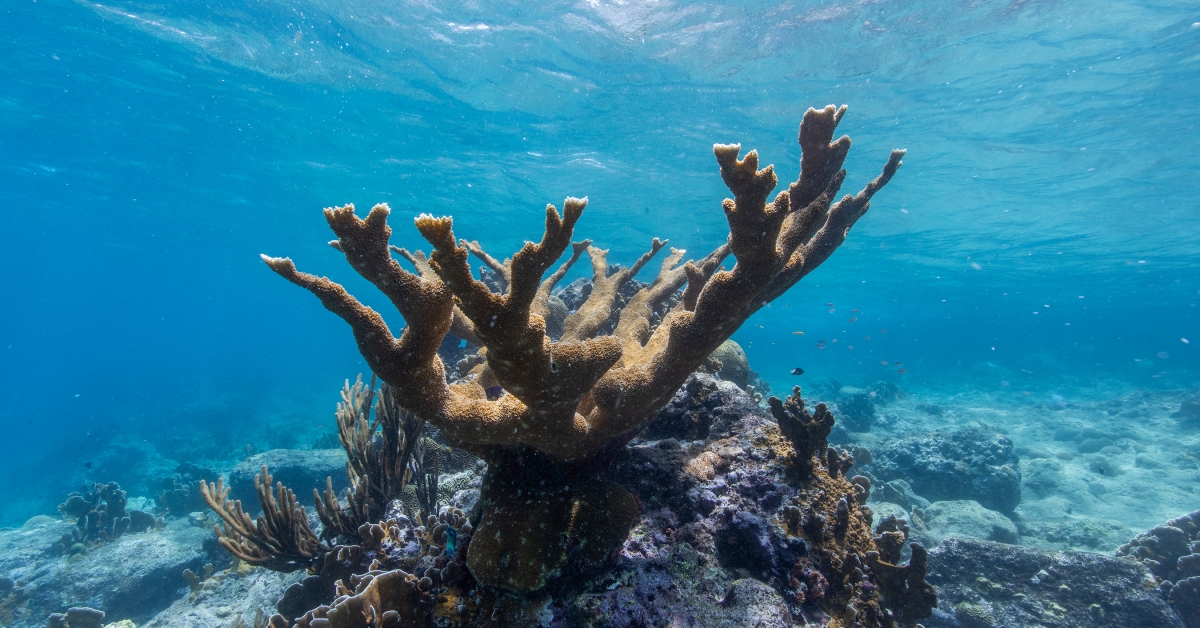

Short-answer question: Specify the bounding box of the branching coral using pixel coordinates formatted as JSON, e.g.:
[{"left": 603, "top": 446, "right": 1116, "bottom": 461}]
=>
[
  {"left": 315, "top": 375, "right": 425, "bottom": 539},
  {"left": 261, "top": 104, "right": 903, "bottom": 592},
  {"left": 199, "top": 467, "right": 328, "bottom": 572}
]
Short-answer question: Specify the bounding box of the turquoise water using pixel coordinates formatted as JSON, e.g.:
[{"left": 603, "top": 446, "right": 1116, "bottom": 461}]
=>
[{"left": 1, "top": 0, "right": 1198, "bottom": 527}]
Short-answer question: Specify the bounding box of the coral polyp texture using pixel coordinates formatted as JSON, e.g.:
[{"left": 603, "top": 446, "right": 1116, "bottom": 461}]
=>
[{"left": 259, "top": 105, "right": 904, "bottom": 601}]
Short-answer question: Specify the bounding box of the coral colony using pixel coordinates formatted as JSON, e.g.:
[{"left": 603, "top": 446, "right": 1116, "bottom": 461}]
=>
[{"left": 196, "top": 106, "right": 927, "bottom": 626}]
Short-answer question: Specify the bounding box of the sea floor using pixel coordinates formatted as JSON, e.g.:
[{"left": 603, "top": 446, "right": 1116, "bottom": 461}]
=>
[
  {"left": 835, "top": 381, "right": 1200, "bottom": 553},
  {"left": 0, "top": 376, "right": 1195, "bottom": 627}
]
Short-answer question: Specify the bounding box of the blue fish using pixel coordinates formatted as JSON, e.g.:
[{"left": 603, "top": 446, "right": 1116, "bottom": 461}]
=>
[
  {"left": 485, "top": 385, "right": 505, "bottom": 400},
  {"left": 445, "top": 527, "right": 457, "bottom": 555}
]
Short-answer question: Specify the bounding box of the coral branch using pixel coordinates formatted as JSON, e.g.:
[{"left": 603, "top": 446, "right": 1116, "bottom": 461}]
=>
[
  {"left": 199, "top": 468, "right": 326, "bottom": 572},
  {"left": 391, "top": 246, "right": 481, "bottom": 346},
  {"left": 532, "top": 239, "right": 591, "bottom": 320},
  {"left": 315, "top": 377, "right": 425, "bottom": 539},
  {"left": 561, "top": 238, "right": 668, "bottom": 342},
  {"left": 464, "top": 239, "right": 511, "bottom": 292},
  {"left": 769, "top": 386, "right": 835, "bottom": 480}
]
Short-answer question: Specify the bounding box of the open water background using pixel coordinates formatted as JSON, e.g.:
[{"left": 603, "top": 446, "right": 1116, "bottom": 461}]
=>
[{"left": 1, "top": 0, "right": 1198, "bottom": 525}]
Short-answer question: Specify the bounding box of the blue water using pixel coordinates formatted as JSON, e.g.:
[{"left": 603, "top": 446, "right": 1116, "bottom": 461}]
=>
[{"left": 1, "top": 0, "right": 1198, "bottom": 526}]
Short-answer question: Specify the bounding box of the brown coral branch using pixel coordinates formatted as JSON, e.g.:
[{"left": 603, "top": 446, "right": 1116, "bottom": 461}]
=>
[
  {"left": 611, "top": 247, "right": 686, "bottom": 351},
  {"left": 463, "top": 240, "right": 511, "bottom": 292},
  {"left": 261, "top": 203, "right": 454, "bottom": 421},
  {"left": 788, "top": 104, "right": 852, "bottom": 210},
  {"left": 415, "top": 201, "right": 625, "bottom": 457},
  {"left": 755, "top": 147, "right": 905, "bottom": 310},
  {"left": 391, "top": 246, "right": 482, "bottom": 347},
  {"left": 532, "top": 239, "right": 591, "bottom": 320},
  {"left": 315, "top": 377, "right": 425, "bottom": 539},
  {"left": 769, "top": 386, "right": 835, "bottom": 480},
  {"left": 199, "top": 468, "right": 327, "bottom": 572},
  {"left": 560, "top": 238, "right": 668, "bottom": 343}
]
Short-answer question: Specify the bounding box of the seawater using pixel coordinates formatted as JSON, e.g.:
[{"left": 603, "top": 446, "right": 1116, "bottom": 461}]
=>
[{"left": 1, "top": 0, "right": 1198, "bottom": 551}]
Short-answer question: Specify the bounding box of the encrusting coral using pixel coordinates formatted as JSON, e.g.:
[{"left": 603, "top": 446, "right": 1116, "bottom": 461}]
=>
[{"left": 257, "top": 104, "right": 903, "bottom": 598}]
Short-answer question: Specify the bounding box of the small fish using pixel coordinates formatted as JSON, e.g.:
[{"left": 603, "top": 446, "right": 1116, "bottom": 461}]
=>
[
  {"left": 485, "top": 385, "right": 505, "bottom": 400},
  {"left": 84, "top": 462, "right": 93, "bottom": 469},
  {"left": 825, "top": 302, "right": 835, "bottom": 306},
  {"left": 881, "top": 329, "right": 888, "bottom": 333},
  {"left": 864, "top": 336, "right": 871, "bottom": 340},
  {"left": 881, "top": 361, "right": 888, "bottom": 365},
  {"left": 791, "top": 367, "right": 804, "bottom": 375},
  {"left": 848, "top": 317, "right": 857, "bottom": 322},
  {"left": 792, "top": 331, "right": 805, "bottom": 335},
  {"left": 828, "top": 308, "right": 836, "bottom": 313},
  {"left": 897, "top": 368, "right": 907, "bottom": 373},
  {"left": 851, "top": 308, "right": 860, "bottom": 313},
  {"left": 445, "top": 527, "right": 457, "bottom": 555},
  {"left": 894, "top": 362, "right": 902, "bottom": 366}
]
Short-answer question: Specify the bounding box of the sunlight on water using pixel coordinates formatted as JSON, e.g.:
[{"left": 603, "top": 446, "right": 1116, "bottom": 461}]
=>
[{"left": 0, "top": 1, "right": 1198, "bottom": 626}]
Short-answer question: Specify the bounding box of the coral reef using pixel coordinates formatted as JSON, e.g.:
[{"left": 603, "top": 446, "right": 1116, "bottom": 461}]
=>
[
  {"left": 865, "top": 427, "right": 1022, "bottom": 513},
  {"left": 0, "top": 515, "right": 210, "bottom": 628},
  {"left": 260, "top": 104, "right": 903, "bottom": 595},
  {"left": 46, "top": 607, "right": 105, "bottom": 628},
  {"left": 55, "top": 482, "right": 154, "bottom": 552},
  {"left": 925, "top": 537, "right": 1181, "bottom": 628},
  {"left": 1118, "top": 509, "right": 1200, "bottom": 627},
  {"left": 157, "top": 462, "right": 218, "bottom": 517},
  {"left": 835, "top": 388, "right": 877, "bottom": 433}
]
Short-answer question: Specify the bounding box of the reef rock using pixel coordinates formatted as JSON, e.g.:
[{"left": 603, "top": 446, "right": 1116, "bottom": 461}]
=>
[
  {"left": 561, "top": 543, "right": 792, "bottom": 627},
  {"left": 0, "top": 515, "right": 211, "bottom": 627},
  {"left": 925, "top": 537, "right": 1182, "bottom": 628},
  {"left": 867, "top": 427, "right": 1021, "bottom": 513},
  {"left": 142, "top": 565, "right": 304, "bottom": 627},
  {"left": 834, "top": 386, "right": 877, "bottom": 432},
  {"left": 912, "top": 500, "right": 1018, "bottom": 547},
  {"left": 1118, "top": 509, "right": 1200, "bottom": 627},
  {"left": 228, "top": 449, "right": 348, "bottom": 513},
  {"left": 644, "top": 374, "right": 764, "bottom": 443}
]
